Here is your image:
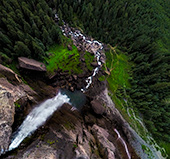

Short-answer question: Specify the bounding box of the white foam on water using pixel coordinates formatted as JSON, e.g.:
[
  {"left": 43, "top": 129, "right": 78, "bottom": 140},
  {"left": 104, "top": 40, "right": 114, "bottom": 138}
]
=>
[{"left": 9, "top": 92, "right": 70, "bottom": 151}]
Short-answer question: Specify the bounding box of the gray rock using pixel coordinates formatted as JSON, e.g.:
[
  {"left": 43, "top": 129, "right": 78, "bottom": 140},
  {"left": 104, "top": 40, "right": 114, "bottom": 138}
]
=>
[
  {"left": 100, "top": 53, "right": 106, "bottom": 64},
  {"left": 91, "top": 100, "right": 105, "bottom": 115},
  {"left": 92, "top": 125, "right": 116, "bottom": 159},
  {"left": 18, "top": 57, "right": 46, "bottom": 72},
  {"left": 73, "top": 75, "right": 78, "bottom": 81},
  {"left": 67, "top": 44, "right": 72, "bottom": 51},
  {"left": 0, "top": 89, "right": 14, "bottom": 155}
]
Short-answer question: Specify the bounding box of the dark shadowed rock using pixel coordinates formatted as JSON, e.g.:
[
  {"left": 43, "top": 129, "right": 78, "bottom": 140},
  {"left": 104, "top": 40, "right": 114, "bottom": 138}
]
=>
[
  {"left": 91, "top": 100, "right": 105, "bottom": 115},
  {"left": 91, "top": 62, "right": 98, "bottom": 67},
  {"left": 48, "top": 72, "right": 58, "bottom": 80},
  {"left": 67, "top": 44, "right": 72, "bottom": 51},
  {"left": 80, "top": 58, "right": 85, "bottom": 62},
  {"left": 68, "top": 54, "right": 74, "bottom": 59},
  {"left": 72, "top": 75, "right": 78, "bottom": 81},
  {"left": 18, "top": 57, "right": 46, "bottom": 72}
]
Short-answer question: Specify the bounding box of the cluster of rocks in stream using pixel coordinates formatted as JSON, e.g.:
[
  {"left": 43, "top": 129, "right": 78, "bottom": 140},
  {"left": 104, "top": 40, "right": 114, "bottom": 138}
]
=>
[{"left": 60, "top": 24, "right": 106, "bottom": 65}]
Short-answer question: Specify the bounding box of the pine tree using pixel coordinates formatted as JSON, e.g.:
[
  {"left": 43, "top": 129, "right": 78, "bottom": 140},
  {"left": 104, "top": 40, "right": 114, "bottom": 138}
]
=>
[{"left": 14, "top": 41, "right": 31, "bottom": 57}]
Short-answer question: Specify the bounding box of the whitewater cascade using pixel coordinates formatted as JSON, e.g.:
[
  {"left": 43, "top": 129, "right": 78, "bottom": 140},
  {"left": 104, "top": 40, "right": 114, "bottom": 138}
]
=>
[
  {"left": 59, "top": 19, "right": 103, "bottom": 92},
  {"left": 8, "top": 92, "right": 70, "bottom": 151}
]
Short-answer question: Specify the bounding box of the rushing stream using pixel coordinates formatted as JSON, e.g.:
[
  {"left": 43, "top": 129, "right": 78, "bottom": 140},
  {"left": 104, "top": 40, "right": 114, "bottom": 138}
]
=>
[
  {"left": 8, "top": 92, "right": 70, "bottom": 151},
  {"left": 59, "top": 15, "right": 103, "bottom": 92}
]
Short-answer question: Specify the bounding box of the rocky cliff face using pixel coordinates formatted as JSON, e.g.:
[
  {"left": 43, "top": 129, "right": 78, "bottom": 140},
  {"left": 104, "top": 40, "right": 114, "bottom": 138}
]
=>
[
  {"left": 1, "top": 87, "right": 140, "bottom": 159},
  {"left": 0, "top": 65, "right": 40, "bottom": 155},
  {"left": 0, "top": 87, "right": 14, "bottom": 154},
  {"left": 0, "top": 49, "right": 142, "bottom": 158},
  {"left": 3, "top": 103, "right": 138, "bottom": 159}
]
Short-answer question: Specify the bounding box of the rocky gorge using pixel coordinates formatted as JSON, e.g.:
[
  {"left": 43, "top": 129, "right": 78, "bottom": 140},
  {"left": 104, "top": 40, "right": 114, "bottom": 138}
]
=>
[{"left": 0, "top": 22, "right": 164, "bottom": 159}]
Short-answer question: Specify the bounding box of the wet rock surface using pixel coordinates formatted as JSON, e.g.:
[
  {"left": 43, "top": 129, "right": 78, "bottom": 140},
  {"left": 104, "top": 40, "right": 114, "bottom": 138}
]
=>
[
  {"left": 2, "top": 94, "right": 140, "bottom": 159},
  {"left": 0, "top": 65, "right": 55, "bottom": 156}
]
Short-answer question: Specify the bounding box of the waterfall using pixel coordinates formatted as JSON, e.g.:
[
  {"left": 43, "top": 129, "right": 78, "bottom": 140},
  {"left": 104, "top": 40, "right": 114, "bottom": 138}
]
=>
[
  {"left": 8, "top": 18, "right": 104, "bottom": 152},
  {"left": 8, "top": 92, "right": 70, "bottom": 151},
  {"left": 114, "top": 129, "right": 131, "bottom": 159}
]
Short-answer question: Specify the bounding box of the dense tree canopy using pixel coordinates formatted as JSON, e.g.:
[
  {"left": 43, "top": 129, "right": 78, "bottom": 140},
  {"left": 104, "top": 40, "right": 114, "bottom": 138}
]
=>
[{"left": 0, "top": 0, "right": 61, "bottom": 62}]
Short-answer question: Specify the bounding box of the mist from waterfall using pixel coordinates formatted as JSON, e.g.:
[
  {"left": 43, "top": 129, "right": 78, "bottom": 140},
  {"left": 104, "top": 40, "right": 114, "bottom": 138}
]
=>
[{"left": 8, "top": 92, "right": 70, "bottom": 151}]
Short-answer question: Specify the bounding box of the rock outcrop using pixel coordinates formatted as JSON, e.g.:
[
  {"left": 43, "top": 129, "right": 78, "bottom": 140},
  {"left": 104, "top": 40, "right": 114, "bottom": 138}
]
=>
[
  {"left": 92, "top": 125, "right": 116, "bottom": 159},
  {"left": 3, "top": 95, "right": 140, "bottom": 159},
  {"left": 0, "top": 65, "right": 38, "bottom": 155},
  {"left": 90, "top": 100, "right": 105, "bottom": 115},
  {"left": 18, "top": 57, "right": 46, "bottom": 72},
  {"left": 0, "top": 88, "right": 14, "bottom": 154},
  {"left": 0, "top": 64, "right": 21, "bottom": 83},
  {"left": 95, "top": 88, "right": 147, "bottom": 159}
]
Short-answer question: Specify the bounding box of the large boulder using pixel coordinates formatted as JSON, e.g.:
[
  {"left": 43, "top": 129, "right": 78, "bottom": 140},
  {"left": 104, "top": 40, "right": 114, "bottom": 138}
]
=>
[
  {"left": 18, "top": 57, "right": 46, "bottom": 72},
  {"left": 91, "top": 100, "right": 105, "bottom": 115}
]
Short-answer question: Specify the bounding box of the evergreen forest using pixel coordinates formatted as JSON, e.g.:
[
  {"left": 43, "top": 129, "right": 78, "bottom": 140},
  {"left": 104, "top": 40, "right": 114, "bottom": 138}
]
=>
[
  {"left": 0, "top": 0, "right": 169, "bottom": 151},
  {"left": 0, "top": 0, "right": 62, "bottom": 62}
]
